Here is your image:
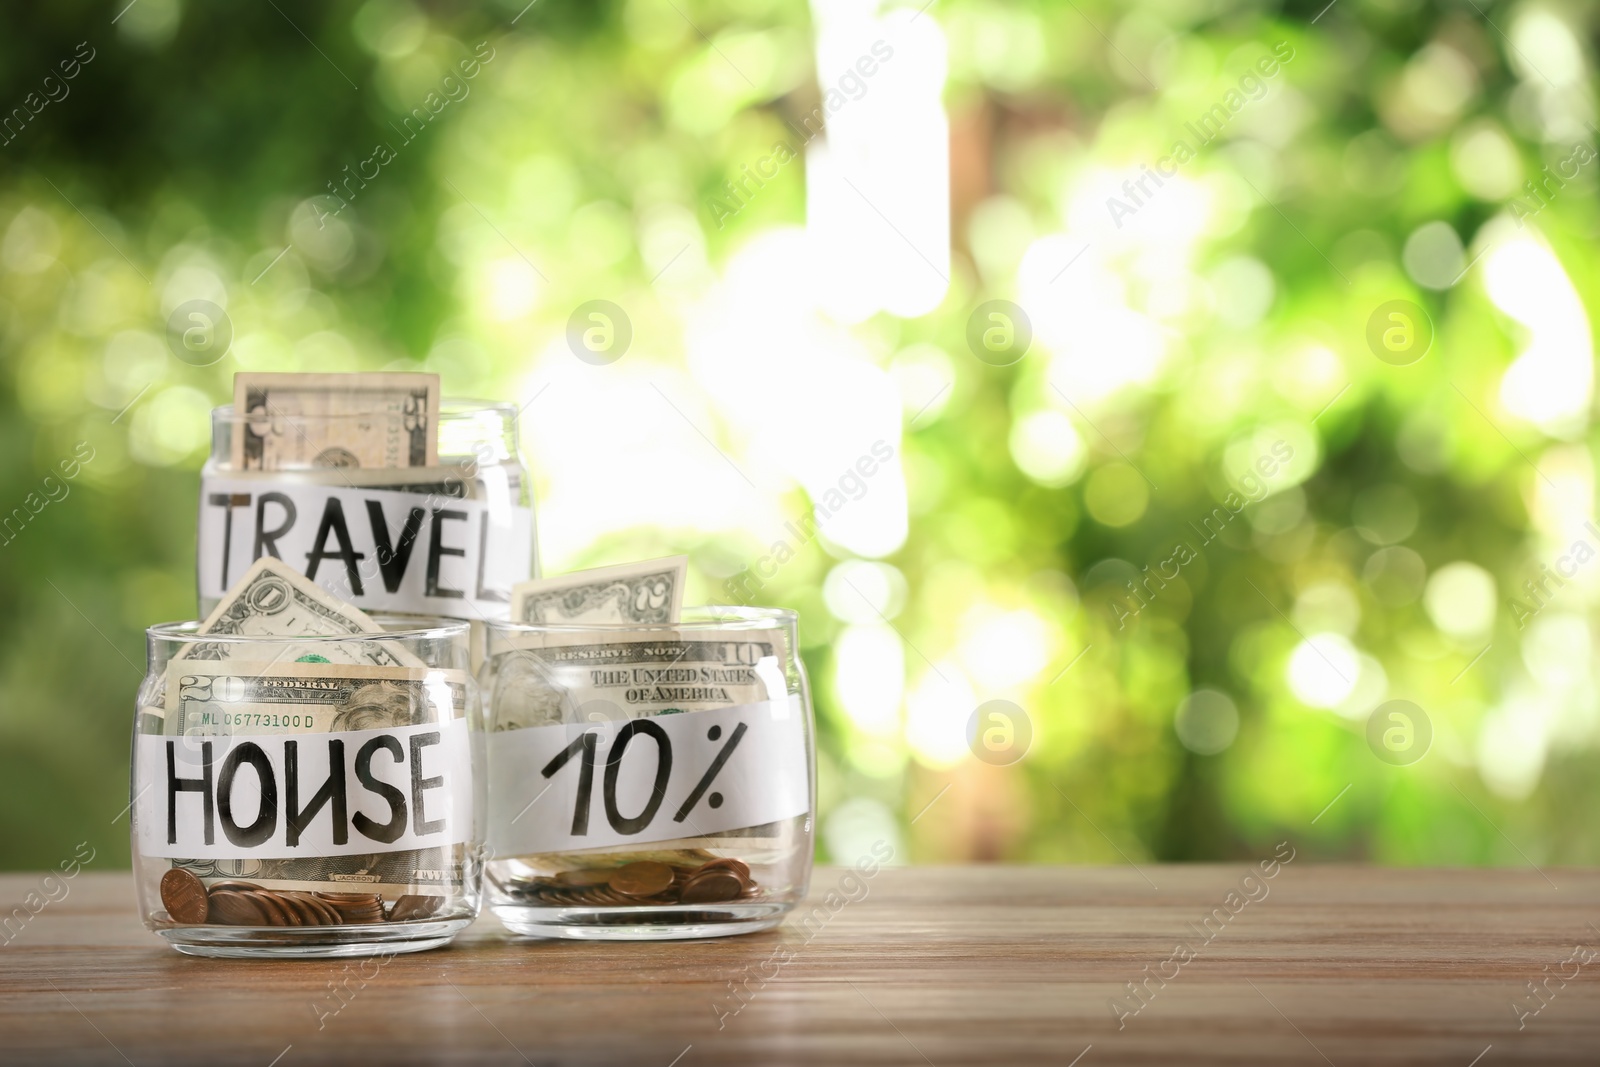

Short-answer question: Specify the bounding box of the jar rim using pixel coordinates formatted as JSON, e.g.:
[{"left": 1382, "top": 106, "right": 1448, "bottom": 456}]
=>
[
  {"left": 146, "top": 616, "right": 471, "bottom": 643},
  {"left": 485, "top": 604, "right": 797, "bottom": 634}
]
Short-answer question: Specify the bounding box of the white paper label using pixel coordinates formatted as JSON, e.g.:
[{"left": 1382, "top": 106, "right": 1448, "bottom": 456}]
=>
[
  {"left": 487, "top": 696, "right": 810, "bottom": 855},
  {"left": 197, "top": 475, "right": 534, "bottom": 618},
  {"left": 135, "top": 719, "right": 475, "bottom": 860}
]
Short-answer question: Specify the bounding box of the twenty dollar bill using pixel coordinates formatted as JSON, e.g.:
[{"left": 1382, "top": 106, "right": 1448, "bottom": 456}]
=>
[{"left": 159, "top": 661, "right": 471, "bottom": 896}]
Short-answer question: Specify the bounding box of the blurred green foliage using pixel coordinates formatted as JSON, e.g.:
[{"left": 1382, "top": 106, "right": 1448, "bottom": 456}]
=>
[{"left": 1, "top": 0, "right": 1597, "bottom": 871}]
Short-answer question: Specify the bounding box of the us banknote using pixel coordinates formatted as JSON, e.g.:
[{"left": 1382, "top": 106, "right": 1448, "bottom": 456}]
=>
[
  {"left": 162, "top": 661, "right": 473, "bottom": 896},
  {"left": 487, "top": 626, "right": 800, "bottom": 865},
  {"left": 508, "top": 556, "right": 687, "bottom": 626},
  {"left": 140, "top": 556, "right": 425, "bottom": 736},
  {"left": 179, "top": 555, "right": 424, "bottom": 668},
  {"left": 233, "top": 371, "right": 439, "bottom": 471}
]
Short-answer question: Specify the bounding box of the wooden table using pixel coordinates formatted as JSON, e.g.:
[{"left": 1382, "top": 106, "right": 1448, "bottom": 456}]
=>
[{"left": 3, "top": 866, "right": 1597, "bottom": 1065}]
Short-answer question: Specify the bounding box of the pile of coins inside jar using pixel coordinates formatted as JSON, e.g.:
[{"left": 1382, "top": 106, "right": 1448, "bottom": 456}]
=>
[
  {"left": 159, "top": 869, "right": 444, "bottom": 927},
  {"left": 505, "top": 859, "right": 756, "bottom": 908}
]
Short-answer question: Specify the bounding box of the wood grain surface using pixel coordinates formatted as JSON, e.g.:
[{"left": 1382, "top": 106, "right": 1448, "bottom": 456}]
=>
[{"left": 1, "top": 866, "right": 1597, "bottom": 1065}]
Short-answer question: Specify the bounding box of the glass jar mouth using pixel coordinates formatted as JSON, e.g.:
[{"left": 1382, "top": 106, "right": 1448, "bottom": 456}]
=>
[
  {"left": 146, "top": 616, "right": 471, "bottom": 644},
  {"left": 210, "top": 398, "right": 517, "bottom": 424},
  {"left": 485, "top": 604, "right": 797, "bottom": 635}
]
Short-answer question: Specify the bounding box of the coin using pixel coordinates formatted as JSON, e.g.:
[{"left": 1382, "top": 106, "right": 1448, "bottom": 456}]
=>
[
  {"left": 207, "top": 890, "right": 267, "bottom": 925},
  {"left": 696, "top": 858, "right": 751, "bottom": 883},
  {"left": 293, "top": 892, "right": 344, "bottom": 925},
  {"left": 258, "top": 891, "right": 301, "bottom": 927},
  {"left": 680, "top": 869, "right": 744, "bottom": 904},
  {"left": 609, "top": 861, "right": 674, "bottom": 897},
  {"left": 554, "top": 868, "right": 615, "bottom": 887},
  {"left": 314, "top": 892, "right": 384, "bottom": 924},
  {"left": 159, "top": 868, "right": 210, "bottom": 925},
  {"left": 389, "top": 895, "right": 444, "bottom": 922},
  {"left": 275, "top": 892, "right": 324, "bottom": 925}
]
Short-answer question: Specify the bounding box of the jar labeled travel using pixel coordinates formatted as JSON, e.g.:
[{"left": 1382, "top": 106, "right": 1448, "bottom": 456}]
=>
[
  {"left": 197, "top": 386, "right": 537, "bottom": 621},
  {"left": 482, "top": 607, "right": 815, "bottom": 939},
  {"left": 131, "top": 617, "right": 485, "bottom": 957}
]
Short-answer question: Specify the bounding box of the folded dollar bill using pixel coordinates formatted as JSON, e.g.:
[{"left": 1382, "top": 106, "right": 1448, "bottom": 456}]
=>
[{"left": 179, "top": 555, "right": 425, "bottom": 669}]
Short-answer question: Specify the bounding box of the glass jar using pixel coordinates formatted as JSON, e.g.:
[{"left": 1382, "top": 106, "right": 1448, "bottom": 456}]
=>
[
  {"left": 481, "top": 606, "right": 815, "bottom": 940},
  {"left": 197, "top": 400, "right": 537, "bottom": 622},
  {"left": 131, "top": 618, "right": 485, "bottom": 958}
]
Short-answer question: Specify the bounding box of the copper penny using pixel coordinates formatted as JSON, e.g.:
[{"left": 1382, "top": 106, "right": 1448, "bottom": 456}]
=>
[
  {"left": 555, "top": 868, "right": 616, "bottom": 887},
  {"left": 294, "top": 893, "right": 343, "bottom": 925},
  {"left": 318, "top": 892, "right": 383, "bottom": 910},
  {"left": 278, "top": 891, "right": 321, "bottom": 926},
  {"left": 207, "top": 890, "right": 267, "bottom": 926},
  {"left": 158, "top": 868, "right": 210, "bottom": 925},
  {"left": 696, "top": 858, "right": 751, "bottom": 883},
  {"left": 255, "top": 891, "right": 299, "bottom": 926},
  {"left": 318, "top": 892, "right": 385, "bottom": 924},
  {"left": 680, "top": 870, "right": 744, "bottom": 904},
  {"left": 275, "top": 893, "right": 319, "bottom": 925},
  {"left": 389, "top": 895, "right": 444, "bottom": 922},
  {"left": 609, "top": 861, "right": 674, "bottom": 897}
]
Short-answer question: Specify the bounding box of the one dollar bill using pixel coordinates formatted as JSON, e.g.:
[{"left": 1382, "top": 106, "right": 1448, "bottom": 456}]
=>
[{"left": 179, "top": 555, "right": 424, "bottom": 669}]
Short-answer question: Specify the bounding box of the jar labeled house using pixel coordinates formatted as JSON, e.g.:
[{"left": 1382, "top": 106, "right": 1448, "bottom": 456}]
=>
[{"left": 131, "top": 618, "right": 485, "bottom": 957}]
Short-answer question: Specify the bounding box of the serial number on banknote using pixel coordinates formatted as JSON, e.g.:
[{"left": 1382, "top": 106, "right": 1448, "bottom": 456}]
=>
[{"left": 197, "top": 712, "right": 317, "bottom": 729}]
